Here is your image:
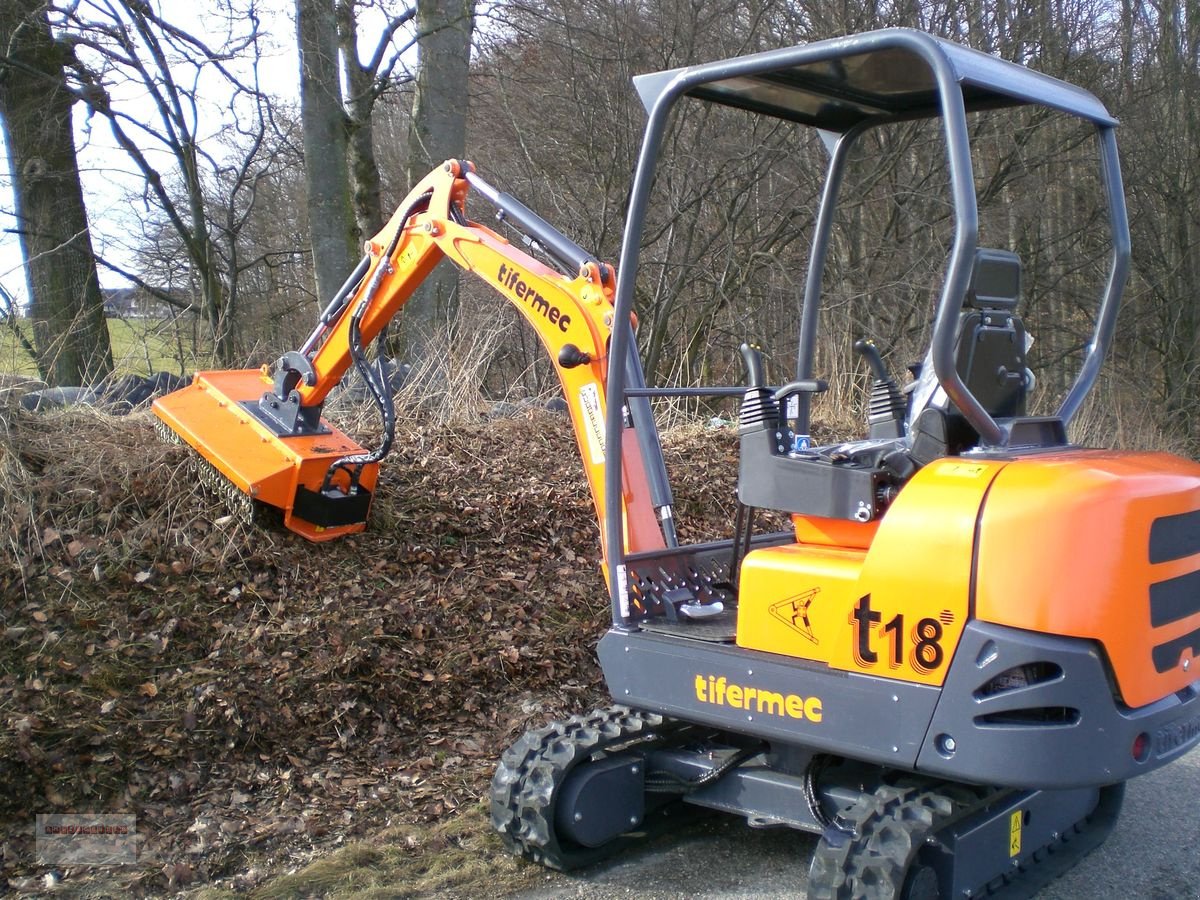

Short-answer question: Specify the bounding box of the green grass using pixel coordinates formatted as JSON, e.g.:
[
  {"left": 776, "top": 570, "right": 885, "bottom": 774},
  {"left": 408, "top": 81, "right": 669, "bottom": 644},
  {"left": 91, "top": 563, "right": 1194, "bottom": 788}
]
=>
[{"left": 0, "top": 317, "right": 211, "bottom": 379}]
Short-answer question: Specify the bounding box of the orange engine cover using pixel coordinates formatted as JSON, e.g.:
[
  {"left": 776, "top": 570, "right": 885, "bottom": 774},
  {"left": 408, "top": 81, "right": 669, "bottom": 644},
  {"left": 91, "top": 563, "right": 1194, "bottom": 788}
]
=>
[
  {"left": 738, "top": 459, "right": 1006, "bottom": 687},
  {"left": 737, "top": 449, "right": 1200, "bottom": 709},
  {"left": 974, "top": 450, "right": 1200, "bottom": 708}
]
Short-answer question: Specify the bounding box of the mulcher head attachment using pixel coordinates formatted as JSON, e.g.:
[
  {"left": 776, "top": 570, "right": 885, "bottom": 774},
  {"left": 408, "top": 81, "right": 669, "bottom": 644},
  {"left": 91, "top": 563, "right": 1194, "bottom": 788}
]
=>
[{"left": 153, "top": 369, "right": 378, "bottom": 541}]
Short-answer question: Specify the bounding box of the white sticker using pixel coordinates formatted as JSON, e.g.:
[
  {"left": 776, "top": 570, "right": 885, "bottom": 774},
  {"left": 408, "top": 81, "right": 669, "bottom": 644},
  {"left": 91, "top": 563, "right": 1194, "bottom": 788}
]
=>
[
  {"left": 616, "top": 564, "right": 630, "bottom": 620},
  {"left": 786, "top": 395, "right": 800, "bottom": 419},
  {"left": 578, "top": 382, "right": 606, "bottom": 465}
]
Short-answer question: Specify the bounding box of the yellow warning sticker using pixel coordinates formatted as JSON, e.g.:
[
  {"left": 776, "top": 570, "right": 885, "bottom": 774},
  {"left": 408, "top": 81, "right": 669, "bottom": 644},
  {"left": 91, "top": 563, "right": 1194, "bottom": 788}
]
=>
[
  {"left": 1009, "top": 810, "right": 1022, "bottom": 857},
  {"left": 577, "top": 383, "right": 605, "bottom": 465}
]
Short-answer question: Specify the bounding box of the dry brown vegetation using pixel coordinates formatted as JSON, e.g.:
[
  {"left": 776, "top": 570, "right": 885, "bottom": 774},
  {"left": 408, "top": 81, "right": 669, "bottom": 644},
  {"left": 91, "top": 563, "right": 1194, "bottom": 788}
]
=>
[{"left": 0, "top": 401, "right": 773, "bottom": 896}]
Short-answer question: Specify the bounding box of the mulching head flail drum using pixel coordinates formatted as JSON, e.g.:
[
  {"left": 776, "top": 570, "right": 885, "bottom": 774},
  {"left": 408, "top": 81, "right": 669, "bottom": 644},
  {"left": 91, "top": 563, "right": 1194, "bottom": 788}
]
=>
[{"left": 152, "top": 369, "right": 377, "bottom": 541}]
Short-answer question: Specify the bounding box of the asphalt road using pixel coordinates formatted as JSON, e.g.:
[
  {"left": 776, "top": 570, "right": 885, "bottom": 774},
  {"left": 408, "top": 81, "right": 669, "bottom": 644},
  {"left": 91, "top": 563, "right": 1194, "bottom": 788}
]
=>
[{"left": 514, "top": 748, "right": 1200, "bottom": 899}]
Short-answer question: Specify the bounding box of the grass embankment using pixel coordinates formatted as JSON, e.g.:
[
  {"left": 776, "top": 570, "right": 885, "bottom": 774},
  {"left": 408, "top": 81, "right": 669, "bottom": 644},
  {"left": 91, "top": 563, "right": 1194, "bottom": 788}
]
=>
[
  {"left": 0, "top": 317, "right": 207, "bottom": 378},
  {"left": 187, "top": 804, "right": 541, "bottom": 899}
]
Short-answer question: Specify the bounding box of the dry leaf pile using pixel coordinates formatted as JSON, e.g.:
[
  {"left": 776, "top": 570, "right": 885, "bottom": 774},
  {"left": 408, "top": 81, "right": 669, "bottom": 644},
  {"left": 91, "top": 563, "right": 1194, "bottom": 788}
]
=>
[{"left": 0, "top": 405, "right": 772, "bottom": 894}]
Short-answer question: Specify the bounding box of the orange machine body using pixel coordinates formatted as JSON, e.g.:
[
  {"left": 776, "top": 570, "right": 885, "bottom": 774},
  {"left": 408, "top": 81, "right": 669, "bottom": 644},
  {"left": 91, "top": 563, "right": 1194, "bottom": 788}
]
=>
[{"left": 737, "top": 449, "right": 1200, "bottom": 710}]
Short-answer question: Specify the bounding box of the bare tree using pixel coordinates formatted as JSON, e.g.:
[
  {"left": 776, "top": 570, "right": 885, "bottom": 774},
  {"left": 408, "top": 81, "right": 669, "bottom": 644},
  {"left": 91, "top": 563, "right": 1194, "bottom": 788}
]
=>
[
  {"left": 1116, "top": 1, "right": 1200, "bottom": 439},
  {"left": 402, "top": 0, "right": 474, "bottom": 359},
  {"left": 336, "top": 0, "right": 417, "bottom": 240},
  {"left": 298, "top": 0, "right": 356, "bottom": 303},
  {"left": 56, "top": 0, "right": 276, "bottom": 364},
  {"left": 297, "top": 0, "right": 445, "bottom": 308},
  {"left": 0, "top": 0, "right": 112, "bottom": 386}
]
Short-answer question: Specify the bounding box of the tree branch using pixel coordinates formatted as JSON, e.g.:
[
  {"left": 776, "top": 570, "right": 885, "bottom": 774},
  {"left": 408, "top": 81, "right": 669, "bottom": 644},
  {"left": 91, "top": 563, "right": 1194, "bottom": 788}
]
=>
[
  {"left": 91, "top": 255, "right": 196, "bottom": 313},
  {"left": 0, "top": 280, "right": 40, "bottom": 369}
]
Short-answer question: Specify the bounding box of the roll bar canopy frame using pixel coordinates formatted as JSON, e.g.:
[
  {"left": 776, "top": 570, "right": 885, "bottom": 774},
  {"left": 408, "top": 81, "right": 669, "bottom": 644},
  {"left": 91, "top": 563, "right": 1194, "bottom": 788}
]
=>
[{"left": 603, "top": 28, "right": 1131, "bottom": 628}]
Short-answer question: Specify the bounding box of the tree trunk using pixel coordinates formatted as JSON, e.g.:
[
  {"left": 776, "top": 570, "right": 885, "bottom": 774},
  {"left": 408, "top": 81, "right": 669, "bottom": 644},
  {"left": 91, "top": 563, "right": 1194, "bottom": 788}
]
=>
[
  {"left": 297, "top": 0, "right": 356, "bottom": 305},
  {"left": 335, "top": 2, "right": 385, "bottom": 241},
  {"left": 346, "top": 91, "right": 385, "bottom": 242},
  {"left": 403, "top": 0, "right": 475, "bottom": 364},
  {"left": 0, "top": 0, "right": 113, "bottom": 386}
]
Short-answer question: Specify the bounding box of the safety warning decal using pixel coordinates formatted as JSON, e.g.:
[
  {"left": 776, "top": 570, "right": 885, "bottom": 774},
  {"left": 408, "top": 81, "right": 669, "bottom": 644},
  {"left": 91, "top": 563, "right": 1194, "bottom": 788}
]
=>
[
  {"left": 770, "top": 588, "right": 819, "bottom": 644},
  {"left": 1009, "top": 810, "right": 1022, "bottom": 857},
  {"left": 578, "top": 383, "right": 605, "bottom": 465}
]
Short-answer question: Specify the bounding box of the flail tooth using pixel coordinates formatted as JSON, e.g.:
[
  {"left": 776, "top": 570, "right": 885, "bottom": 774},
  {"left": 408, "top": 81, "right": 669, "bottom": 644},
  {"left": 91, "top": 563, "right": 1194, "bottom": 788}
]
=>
[{"left": 157, "top": 419, "right": 269, "bottom": 527}]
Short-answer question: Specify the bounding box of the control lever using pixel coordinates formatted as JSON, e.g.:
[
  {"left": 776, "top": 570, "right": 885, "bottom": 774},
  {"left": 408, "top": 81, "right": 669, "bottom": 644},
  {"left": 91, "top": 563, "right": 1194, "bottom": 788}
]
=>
[
  {"left": 739, "top": 343, "right": 765, "bottom": 389},
  {"left": 854, "top": 339, "right": 906, "bottom": 440}
]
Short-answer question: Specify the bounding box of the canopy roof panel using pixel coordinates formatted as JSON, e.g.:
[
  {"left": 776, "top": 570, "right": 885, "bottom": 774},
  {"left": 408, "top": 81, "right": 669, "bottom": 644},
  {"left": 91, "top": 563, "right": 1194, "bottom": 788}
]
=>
[{"left": 634, "top": 29, "right": 1116, "bottom": 131}]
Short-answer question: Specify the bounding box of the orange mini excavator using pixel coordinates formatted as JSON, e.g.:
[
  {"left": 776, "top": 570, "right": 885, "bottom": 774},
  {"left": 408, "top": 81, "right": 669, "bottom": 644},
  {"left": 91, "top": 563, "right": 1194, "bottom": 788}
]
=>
[{"left": 155, "top": 28, "right": 1200, "bottom": 898}]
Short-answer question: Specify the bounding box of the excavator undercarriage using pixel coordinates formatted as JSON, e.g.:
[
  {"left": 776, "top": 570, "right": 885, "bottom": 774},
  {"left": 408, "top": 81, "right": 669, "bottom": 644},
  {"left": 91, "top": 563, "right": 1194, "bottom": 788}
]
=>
[{"left": 491, "top": 703, "right": 1127, "bottom": 898}]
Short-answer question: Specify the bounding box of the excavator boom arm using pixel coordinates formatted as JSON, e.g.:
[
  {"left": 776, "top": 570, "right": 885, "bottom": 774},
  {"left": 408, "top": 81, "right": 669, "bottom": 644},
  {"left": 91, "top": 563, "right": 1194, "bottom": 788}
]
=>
[{"left": 153, "top": 161, "right": 665, "bottom": 565}]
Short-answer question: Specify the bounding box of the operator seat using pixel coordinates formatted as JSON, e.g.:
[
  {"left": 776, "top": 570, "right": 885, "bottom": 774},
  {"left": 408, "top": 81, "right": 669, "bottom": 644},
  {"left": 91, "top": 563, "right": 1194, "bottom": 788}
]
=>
[
  {"left": 736, "top": 249, "right": 1030, "bottom": 523},
  {"left": 908, "top": 248, "right": 1028, "bottom": 463}
]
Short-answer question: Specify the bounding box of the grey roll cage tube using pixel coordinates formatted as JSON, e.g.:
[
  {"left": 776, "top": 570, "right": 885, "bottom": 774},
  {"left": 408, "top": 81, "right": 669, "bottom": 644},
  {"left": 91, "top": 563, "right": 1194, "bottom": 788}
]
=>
[
  {"left": 464, "top": 169, "right": 681, "bottom": 547},
  {"left": 602, "top": 28, "right": 1132, "bottom": 629}
]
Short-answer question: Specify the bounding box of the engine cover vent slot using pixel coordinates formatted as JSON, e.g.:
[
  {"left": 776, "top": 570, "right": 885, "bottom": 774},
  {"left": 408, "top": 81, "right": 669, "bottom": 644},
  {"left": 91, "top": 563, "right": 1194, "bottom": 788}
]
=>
[
  {"left": 975, "top": 707, "right": 1081, "bottom": 727},
  {"left": 974, "top": 662, "right": 1064, "bottom": 699}
]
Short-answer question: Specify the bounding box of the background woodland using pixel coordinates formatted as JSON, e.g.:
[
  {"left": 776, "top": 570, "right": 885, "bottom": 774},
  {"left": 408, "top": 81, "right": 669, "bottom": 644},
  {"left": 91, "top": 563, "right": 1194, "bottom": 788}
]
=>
[{"left": 1, "top": 0, "right": 1198, "bottom": 446}]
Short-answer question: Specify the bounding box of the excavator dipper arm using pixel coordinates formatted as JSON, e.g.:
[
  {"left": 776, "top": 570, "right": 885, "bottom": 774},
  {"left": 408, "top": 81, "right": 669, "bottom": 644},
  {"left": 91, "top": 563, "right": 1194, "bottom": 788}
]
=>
[{"left": 153, "top": 161, "right": 666, "bottom": 566}]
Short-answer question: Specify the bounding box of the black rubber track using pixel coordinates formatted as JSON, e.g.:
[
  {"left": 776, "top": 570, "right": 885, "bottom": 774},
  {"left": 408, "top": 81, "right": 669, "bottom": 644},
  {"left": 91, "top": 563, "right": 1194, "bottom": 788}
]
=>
[
  {"left": 807, "top": 780, "right": 1125, "bottom": 900},
  {"left": 808, "top": 783, "right": 963, "bottom": 900},
  {"left": 985, "top": 782, "right": 1125, "bottom": 900},
  {"left": 490, "top": 705, "right": 679, "bottom": 871}
]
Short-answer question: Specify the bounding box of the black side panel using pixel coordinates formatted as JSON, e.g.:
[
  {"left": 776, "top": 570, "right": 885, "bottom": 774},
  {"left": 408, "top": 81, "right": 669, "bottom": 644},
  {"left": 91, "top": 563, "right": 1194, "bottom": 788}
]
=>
[
  {"left": 1150, "top": 508, "right": 1200, "bottom": 564},
  {"left": 598, "top": 629, "right": 940, "bottom": 769},
  {"left": 737, "top": 430, "right": 888, "bottom": 521},
  {"left": 918, "top": 621, "right": 1200, "bottom": 788}
]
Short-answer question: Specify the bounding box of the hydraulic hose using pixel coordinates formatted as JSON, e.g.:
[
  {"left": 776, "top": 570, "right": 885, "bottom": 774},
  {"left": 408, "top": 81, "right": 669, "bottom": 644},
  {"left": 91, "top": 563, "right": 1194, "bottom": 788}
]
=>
[
  {"left": 323, "top": 192, "right": 431, "bottom": 492},
  {"left": 644, "top": 745, "right": 762, "bottom": 794}
]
